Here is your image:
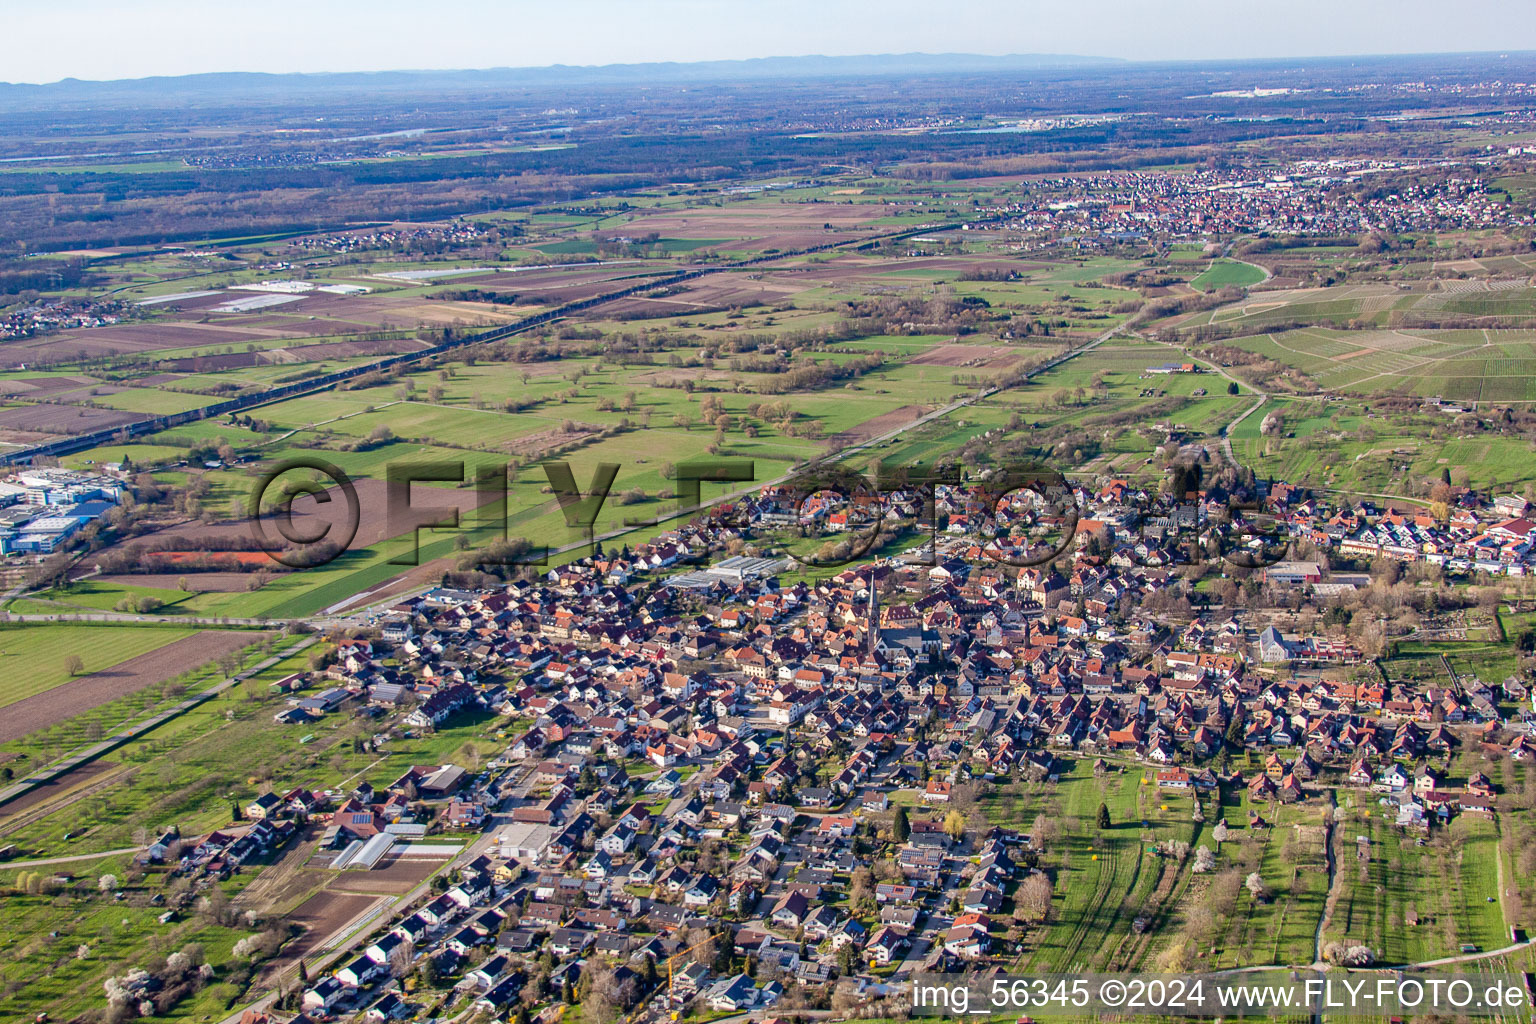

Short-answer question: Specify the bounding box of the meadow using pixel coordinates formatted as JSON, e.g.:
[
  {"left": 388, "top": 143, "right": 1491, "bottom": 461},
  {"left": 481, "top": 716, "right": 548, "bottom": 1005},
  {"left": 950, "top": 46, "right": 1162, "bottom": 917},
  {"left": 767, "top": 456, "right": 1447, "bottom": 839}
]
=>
[
  {"left": 0, "top": 624, "right": 197, "bottom": 708},
  {"left": 1191, "top": 258, "right": 1267, "bottom": 292}
]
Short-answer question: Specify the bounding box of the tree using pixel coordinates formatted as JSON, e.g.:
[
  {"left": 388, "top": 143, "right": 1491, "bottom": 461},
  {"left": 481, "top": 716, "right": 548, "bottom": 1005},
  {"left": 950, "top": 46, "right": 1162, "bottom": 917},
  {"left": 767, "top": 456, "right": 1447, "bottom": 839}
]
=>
[
  {"left": 1097, "top": 803, "right": 1112, "bottom": 830},
  {"left": 63, "top": 654, "right": 84, "bottom": 676},
  {"left": 1227, "top": 381, "right": 1240, "bottom": 395},
  {"left": 1016, "top": 872, "right": 1052, "bottom": 922},
  {"left": 27, "top": 552, "right": 73, "bottom": 592},
  {"left": 1192, "top": 846, "right": 1216, "bottom": 873},
  {"left": 1212, "top": 821, "right": 1229, "bottom": 846},
  {"left": 850, "top": 866, "right": 876, "bottom": 916},
  {"left": 943, "top": 809, "right": 967, "bottom": 841},
  {"left": 388, "top": 941, "right": 414, "bottom": 979},
  {"left": 98, "top": 873, "right": 118, "bottom": 892},
  {"left": 197, "top": 887, "right": 230, "bottom": 925},
  {"left": 1245, "top": 872, "right": 1269, "bottom": 902},
  {"left": 892, "top": 805, "right": 910, "bottom": 843}
]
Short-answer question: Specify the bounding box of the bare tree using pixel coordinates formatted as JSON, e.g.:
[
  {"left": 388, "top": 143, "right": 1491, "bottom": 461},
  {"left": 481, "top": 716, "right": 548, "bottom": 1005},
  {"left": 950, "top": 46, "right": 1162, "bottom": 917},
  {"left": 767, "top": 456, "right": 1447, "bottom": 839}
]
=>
[
  {"left": 388, "top": 941, "right": 415, "bottom": 979},
  {"left": 1015, "top": 872, "right": 1053, "bottom": 922},
  {"left": 1031, "top": 813, "right": 1059, "bottom": 850}
]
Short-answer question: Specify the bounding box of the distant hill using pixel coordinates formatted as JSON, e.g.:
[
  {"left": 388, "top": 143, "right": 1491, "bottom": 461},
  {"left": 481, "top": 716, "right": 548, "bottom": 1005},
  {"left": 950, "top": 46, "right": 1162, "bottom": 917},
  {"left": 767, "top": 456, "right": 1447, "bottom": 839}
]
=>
[{"left": 0, "top": 53, "right": 1123, "bottom": 109}]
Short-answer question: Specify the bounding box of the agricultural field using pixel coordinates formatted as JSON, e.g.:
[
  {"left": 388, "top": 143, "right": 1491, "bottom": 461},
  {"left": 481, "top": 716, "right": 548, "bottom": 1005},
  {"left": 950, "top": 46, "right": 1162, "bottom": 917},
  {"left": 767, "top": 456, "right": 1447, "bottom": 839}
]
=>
[
  {"left": 0, "top": 628, "right": 261, "bottom": 744},
  {"left": 1192, "top": 258, "right": 1268, "bottom": 292},
  {"left": 980, "top": 761, "right": 1329, "bottom": 975},
  {"left": 1219, "top": 325, "right": 1536, "bottom": 401},
  {"left": 0, "top": 208, "right": 1215, "bottom": 625},
  {"left": 0, "top": 624, "right": 202, "bottom": 709},
  {"left": 7, "top": 173, "right": 1536, "bottom": 645},
  {"left": 0, "top": 636, "right": 504, "bottom": 1022},
  {"left": 1323, "top": 798, "right": 1507, "bottom": 965},
  {"left": 973, "top": 743, "right": 1532, "bottom": 983}
]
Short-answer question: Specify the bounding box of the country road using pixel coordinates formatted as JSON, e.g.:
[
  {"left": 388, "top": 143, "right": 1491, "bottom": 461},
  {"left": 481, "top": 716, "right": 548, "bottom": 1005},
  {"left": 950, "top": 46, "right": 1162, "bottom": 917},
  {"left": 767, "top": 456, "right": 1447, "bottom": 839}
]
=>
[
  {"left": 0, "top": 611, "right": 276, "bottom": 626},
  {"left": 1, "top": 845, "right": 145, "bottom": 867},
  {"left": 1407, "top": 938, "right": 1536, "bottom": 968},
  {"left": 16, "top": 311, "right": 1139, "bottom": 1024}
]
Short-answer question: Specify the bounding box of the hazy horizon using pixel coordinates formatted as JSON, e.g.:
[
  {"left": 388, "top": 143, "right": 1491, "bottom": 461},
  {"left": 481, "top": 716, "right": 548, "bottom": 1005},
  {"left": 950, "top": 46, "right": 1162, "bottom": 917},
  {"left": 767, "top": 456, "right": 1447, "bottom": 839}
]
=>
[{"left": 7, "top": 0, "right": 1535, "bottom": 86}]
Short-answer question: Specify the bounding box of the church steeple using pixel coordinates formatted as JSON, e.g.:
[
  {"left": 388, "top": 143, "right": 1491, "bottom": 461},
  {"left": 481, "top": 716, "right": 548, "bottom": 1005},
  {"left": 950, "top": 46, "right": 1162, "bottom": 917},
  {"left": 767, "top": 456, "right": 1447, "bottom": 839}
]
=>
[{"left": 866, "top": 578, "right": 879, "bottom": 654}]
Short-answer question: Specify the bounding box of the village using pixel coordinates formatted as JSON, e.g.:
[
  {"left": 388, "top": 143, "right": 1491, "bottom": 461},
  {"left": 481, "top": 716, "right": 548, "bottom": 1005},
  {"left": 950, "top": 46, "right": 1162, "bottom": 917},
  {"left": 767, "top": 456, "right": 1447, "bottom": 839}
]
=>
[
  {"left": 156, "top": 471, "right": 1536, "bottom": 1022},
  {"left": 989, "top": 159, "right": 1531, "bottom": 243}
]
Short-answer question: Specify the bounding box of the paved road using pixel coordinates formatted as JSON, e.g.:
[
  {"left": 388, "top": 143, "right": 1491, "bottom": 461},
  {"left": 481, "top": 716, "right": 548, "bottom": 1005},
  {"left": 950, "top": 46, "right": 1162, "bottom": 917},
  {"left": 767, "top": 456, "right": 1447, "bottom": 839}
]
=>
[
  {"left": 1139, "top": 331, "right": 1269, "bottom": 470},
  {"left": 5, "top": 316, "right": 1131, "bottom": 634},
  {"left": 0, "top": 611, "right": 278, "bottom": 626},
  {"left": 1232, "top": 256, "right": 1274, "bottom": 284},
  {"left": 1219, "top": 394, "right": 1269, "bottom": 467},
  {"left": 0, "top": 387, "right": 1002, "bottom": 633},
  {"left": 1408, "top": 938, "right": 1536, "bottom": 969},
  {"left": 2, "top": 845, "right": 144, "bottom": 867}
]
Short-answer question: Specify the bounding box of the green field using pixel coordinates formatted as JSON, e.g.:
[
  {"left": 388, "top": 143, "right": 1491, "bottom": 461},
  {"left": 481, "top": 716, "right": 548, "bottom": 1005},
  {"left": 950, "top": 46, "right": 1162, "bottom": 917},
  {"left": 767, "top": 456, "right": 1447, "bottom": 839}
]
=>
[
  {"left": 1192, "top": 258, "right": 1267, "bottom": 292},
  {"left": 0, "top": 625, "right": 196, "bottom": 708},
  {"left": 1325, "top": 802, "right": 1508, "bottom": 964}
]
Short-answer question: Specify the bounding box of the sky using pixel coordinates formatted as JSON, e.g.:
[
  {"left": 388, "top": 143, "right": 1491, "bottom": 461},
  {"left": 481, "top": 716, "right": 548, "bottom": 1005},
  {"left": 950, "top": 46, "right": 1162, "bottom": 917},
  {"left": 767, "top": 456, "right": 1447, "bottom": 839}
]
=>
[{"left": 5, "top": 0, "right": 1535, "bottom": 85}]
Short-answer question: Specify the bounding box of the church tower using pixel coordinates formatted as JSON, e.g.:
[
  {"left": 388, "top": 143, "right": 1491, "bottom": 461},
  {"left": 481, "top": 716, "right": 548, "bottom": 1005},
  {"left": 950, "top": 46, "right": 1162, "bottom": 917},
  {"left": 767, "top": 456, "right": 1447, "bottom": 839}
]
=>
[{"left": 866, "top": 578, "right": 879, "bottom": 654}]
